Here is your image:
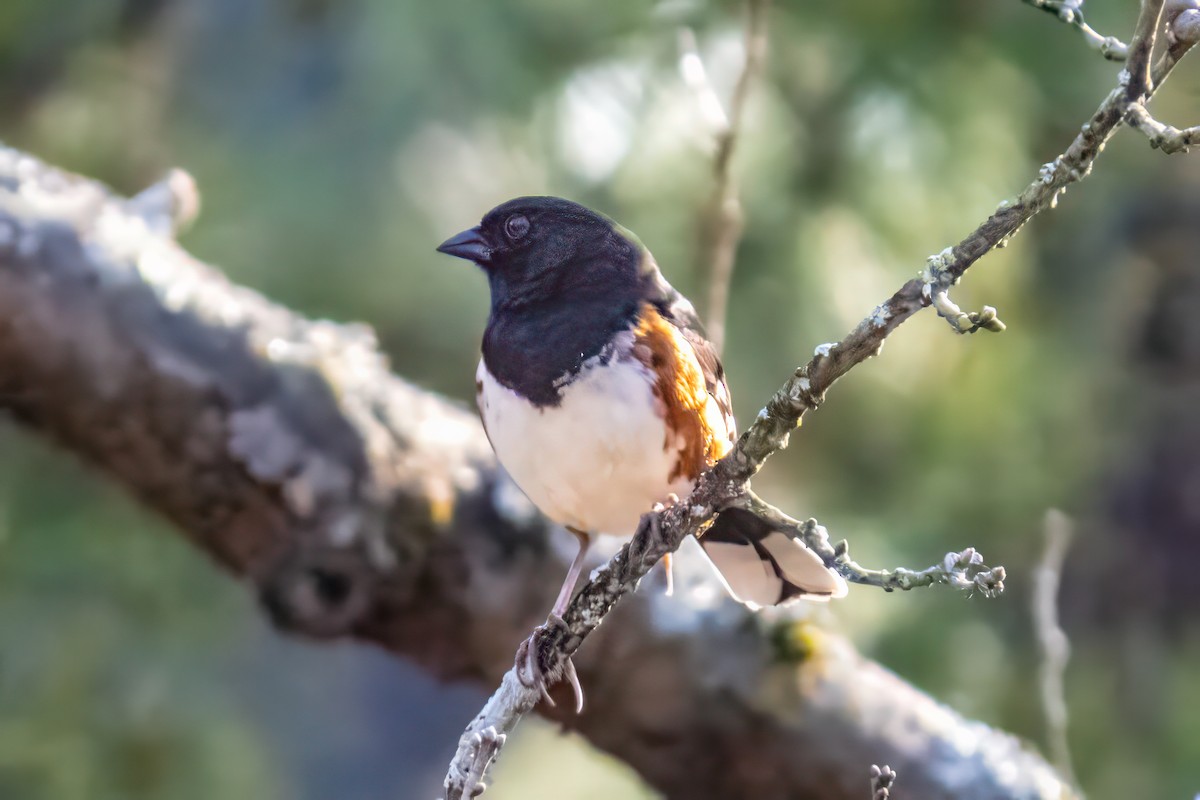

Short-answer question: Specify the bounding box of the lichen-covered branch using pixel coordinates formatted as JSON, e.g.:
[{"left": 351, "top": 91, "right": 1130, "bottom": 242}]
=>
[
  {"left": 741, "top": 497, "right": 1007, "bottom": 596},
  {"left": 0, "top": 147, "right": 1077, "bottom": 800},
  {"left": 442, "top": 1, "right": 1199, "bottom": 796}
]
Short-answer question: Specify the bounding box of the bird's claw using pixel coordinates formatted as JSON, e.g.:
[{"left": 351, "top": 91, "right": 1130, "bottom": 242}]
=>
[{"left": 515, "top": 613, "right": 584, "bottom": 714}]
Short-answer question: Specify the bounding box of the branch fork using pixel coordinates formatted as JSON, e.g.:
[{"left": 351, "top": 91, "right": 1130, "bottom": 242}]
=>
[{"left": 1112, "top": 0, "right": 1200, "bottom": 154}]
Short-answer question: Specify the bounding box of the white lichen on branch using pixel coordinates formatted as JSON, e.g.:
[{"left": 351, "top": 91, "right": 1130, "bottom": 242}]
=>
[{"left": 742, "top": 497, "right": 1006, "bottom": 596}]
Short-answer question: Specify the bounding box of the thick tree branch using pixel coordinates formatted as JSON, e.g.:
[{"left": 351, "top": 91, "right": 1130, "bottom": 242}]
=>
[
  {"left": 0, "top": 146, "right": 1075, "bottom": 800},
  {"left": 442, "top": 0, "right": 1198, "bottom": 795}
]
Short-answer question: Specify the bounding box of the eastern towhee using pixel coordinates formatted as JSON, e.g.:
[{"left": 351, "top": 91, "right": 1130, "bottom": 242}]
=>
[{"left": 438, "top": 197, "right": 846, "bottom": 709}]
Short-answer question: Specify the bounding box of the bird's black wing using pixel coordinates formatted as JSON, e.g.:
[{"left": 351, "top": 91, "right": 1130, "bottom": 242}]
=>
[{"left": 635, "top": 251, "right": 849, "bottom": 606}]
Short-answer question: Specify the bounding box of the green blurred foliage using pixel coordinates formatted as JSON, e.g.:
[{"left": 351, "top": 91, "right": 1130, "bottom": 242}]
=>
[{"left": 2, "top": 0, "right": 1199, "bottom": 797}]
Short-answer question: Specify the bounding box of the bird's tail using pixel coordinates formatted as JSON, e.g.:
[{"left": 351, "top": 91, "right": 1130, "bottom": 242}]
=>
[{"left": 698, "top": 507, "right": 847, "bottom": 608}]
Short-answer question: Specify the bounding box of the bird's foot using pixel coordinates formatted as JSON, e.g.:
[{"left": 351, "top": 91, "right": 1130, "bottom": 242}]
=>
[
  {"left": 631, "top": 502, "right": 669, "bottom": 564},
  {"left": 514, "top": 613, "right": 583, "bottom": 714}
]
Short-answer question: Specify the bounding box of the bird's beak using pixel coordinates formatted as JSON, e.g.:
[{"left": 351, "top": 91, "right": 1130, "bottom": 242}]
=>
[{"left": 436, "top": 226, "right": 491, "bottom": 264}]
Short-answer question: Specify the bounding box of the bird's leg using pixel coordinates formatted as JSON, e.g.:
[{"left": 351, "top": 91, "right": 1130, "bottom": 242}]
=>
[
  {"left": 550, "top": 527, "right": 591, "bottom": 617},
  {"left": 515, "top": 527, "right": 589, "bottom": 714},
  {"left": 647, "top": 496, "right": 677, "bottom": 596}
]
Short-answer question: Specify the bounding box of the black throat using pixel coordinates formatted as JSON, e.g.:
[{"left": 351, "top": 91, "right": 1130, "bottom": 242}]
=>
[
  {"left": 482, "top": 238, "right": 647, "bottom": 407},
  {"left": 483, "top": 294, "right": 642, "bottom": 407}
]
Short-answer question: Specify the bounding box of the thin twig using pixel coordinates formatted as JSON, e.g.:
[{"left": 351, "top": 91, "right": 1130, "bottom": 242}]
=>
[
  {"left": 686, "top": 0, "right": 770, "bottom": 356},
  {"left": 1126, "top": 103, "right": 1200, "bottom": 151},
  {"left": 1034, "top": 510, "right": 1079, "bottom": 791},
  {"left": 1125, "top": 0, "right": 1166, "bottom": 101},
  {"left": 678, "top": 28, "right": 729, "bottom": 132},
  {"left": 920, "top": 1, "right": 1189, "bottom": 328},
  {"left": 440, "top": 1, "right": 1196, "bottom": 796},
  {"left": 1022, "top": 0, "right": 1130, "bottom": 60},
  {"left": 870, "top": 765, "right": 897, "bottom": 800},
  {"left": 743, "top": 495, "right": 1005, "bottom": 596}
]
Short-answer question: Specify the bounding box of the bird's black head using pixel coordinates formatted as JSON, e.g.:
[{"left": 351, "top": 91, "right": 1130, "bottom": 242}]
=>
[
  {"left": 437, "top": 196, "right": 669, "bottom": 405},
  {"left": 437, "top": 196, "right": 642, "bottom": 312}
]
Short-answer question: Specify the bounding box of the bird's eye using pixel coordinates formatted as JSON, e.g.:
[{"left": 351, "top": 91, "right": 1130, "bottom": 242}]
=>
[{"left": 504, "top": 214, "right": 530, "bottom": 240}]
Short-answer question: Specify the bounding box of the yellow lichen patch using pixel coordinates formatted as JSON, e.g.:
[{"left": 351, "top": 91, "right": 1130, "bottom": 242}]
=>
[
  {"left": 743, "top": 620, "right": 836, "bottom": 715},
  {"left": 771, "top": 619, "right": 824, "bottom": 665},
  {"left": 425, "top": 480, "right": 456, "bottom": 528}
]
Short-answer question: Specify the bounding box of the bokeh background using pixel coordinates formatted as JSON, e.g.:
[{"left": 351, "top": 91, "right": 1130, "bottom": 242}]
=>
[{"left": 2, "top": 0, "right": 1199, "bottom": 798}]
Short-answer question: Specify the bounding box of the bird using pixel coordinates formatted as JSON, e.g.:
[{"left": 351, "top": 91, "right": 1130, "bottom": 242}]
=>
[{"left": 437, "top": 196, "right": 846, "bottom": 710}]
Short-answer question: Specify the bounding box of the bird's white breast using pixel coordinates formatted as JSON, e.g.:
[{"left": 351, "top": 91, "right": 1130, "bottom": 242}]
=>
[{"left": 476, "top": 347, "right": 694, "bottom": 538}]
